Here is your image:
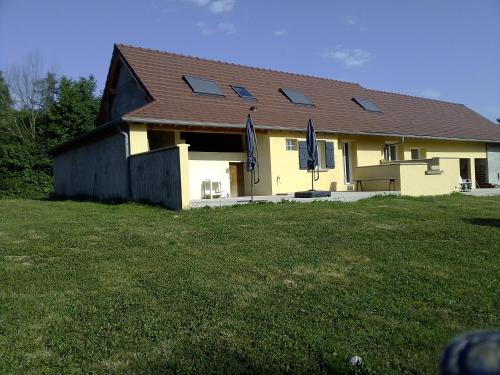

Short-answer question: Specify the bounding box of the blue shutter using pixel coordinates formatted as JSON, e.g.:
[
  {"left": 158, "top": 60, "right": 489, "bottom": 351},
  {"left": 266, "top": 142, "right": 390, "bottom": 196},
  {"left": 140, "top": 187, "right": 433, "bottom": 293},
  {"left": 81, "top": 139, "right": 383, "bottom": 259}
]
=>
[
  {"left": 298, "top": 141, "right": 308, "bottom": 170},
  {"left": 325, "top": 142, "right": 335, "bottom": 169}
]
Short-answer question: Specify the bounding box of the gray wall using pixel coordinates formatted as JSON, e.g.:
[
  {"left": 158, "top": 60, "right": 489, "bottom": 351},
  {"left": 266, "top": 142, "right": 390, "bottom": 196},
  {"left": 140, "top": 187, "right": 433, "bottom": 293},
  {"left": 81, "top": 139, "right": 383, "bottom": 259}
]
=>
[
  {"left": 487, "top": 143, "right": 500, "bottom": 186},
  {"left": 53, "top": 130, "right": 129, "bottom": 200},
  {"left": 130, "top": 146, "right": 183, "bottom": 210},
  {"left": 110, "top": 63, "right": 147, "bottom": 121}
]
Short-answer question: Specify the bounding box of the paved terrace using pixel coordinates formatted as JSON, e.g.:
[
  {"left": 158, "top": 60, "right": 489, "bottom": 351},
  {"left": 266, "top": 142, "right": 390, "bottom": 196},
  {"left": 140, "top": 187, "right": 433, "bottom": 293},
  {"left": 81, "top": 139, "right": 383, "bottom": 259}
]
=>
[
  {"left": 462, "top": 188, "right": 500, "bottom": 197},
  {"left": 191, "top": 191, "right": 400, "bottom": 209},
  {"left": 190, "top": 188, "right": 500, "bottom": 209}
]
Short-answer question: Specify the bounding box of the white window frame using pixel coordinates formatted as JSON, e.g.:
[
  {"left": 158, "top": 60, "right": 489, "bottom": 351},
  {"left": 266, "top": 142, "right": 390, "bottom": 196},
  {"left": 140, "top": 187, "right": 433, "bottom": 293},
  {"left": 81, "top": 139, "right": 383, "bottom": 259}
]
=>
[
  {"left": 410, "top": 148, "right": 421, "bottom": 160},
  {"left": 385, "top": 143, "right": 398, "bottom": 161},
  {"left": 342, "top": 141, "right": 353, "bottom": 184},
  {"left": 285, "top": 138, "right": 297, "bottom": 151},
  {"left": 316, "top": 140, "right": 327, "bottom": 170}
]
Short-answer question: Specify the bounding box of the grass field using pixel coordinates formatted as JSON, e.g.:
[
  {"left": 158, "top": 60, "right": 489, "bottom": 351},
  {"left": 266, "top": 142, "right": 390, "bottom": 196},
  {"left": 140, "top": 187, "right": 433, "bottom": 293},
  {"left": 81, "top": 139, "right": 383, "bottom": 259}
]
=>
[{"left": 0, "top": 195, "right": 499, "bottom": 374}]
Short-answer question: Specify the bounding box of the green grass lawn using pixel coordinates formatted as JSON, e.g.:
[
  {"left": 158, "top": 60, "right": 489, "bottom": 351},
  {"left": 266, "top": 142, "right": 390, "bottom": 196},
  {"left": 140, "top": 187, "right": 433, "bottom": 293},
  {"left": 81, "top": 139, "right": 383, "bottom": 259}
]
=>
[{"left": 0, "top": 195, "right": 499, "bottom": 374}]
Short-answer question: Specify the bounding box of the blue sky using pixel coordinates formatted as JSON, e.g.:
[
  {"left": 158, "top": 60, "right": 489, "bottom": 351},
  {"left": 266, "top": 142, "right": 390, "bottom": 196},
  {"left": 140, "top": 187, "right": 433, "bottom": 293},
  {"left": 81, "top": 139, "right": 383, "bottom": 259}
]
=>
[{"left": 1, "top": 0, "right": 499, "bottom": 122}]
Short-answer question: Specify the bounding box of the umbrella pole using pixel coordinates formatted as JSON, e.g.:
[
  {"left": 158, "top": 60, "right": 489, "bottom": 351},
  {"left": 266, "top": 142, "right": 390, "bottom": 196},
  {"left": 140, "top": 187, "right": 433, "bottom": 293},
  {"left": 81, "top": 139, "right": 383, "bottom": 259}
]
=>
[
  {"left": 311, "top": 169, "right": 314, "bottom": 191},
  {"left": 251, "top": 170, "right": 254, "bottom": 202}
]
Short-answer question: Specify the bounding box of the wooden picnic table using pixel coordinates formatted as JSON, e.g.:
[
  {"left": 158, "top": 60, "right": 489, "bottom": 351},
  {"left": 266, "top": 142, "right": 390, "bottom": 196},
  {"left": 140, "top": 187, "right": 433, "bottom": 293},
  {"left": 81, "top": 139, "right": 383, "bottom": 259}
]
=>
[{"left": 354, "top": 178, "right": 397, "bottom": 192}]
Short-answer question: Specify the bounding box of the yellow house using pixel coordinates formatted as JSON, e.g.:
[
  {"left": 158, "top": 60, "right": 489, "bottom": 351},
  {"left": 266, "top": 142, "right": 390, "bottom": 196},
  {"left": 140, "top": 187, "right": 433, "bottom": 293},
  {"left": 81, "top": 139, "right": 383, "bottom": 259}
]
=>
[{"left": 51, "top": 44, "right": 500, "bottom": 210}]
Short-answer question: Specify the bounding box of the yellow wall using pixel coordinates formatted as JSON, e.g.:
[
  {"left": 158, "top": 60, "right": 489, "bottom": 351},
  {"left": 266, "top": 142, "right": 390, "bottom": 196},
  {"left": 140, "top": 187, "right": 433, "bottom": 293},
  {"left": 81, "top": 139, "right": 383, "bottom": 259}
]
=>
[
  {"left": 127, "top": 123, "right": 489, "bottom": 198},
  {"left": 178, "top": 144, "right": 191, "bottom": 209},
  {"left": 353, "top": 164, "right": 402, "bottom": 191},
  {"left": 338, "top": 135, "right": 486, "bottom": 189},
  {"left": 188, "top": 152, "right": 246, "bottom": 199},
  {"left": 399, "top": 159, "right": 460, "bottom": 196},
  {"left": 266, "top": 131, "right": 345, "bottom": 194},
  {"left": 343, "top": 135, "right": 401, "bottom": 167},
  {"left": 129, "top": 124, "right": 149, "bottom": 154},
  {"left": 248, "top": 133, "right": 273, "bottom": 196}
]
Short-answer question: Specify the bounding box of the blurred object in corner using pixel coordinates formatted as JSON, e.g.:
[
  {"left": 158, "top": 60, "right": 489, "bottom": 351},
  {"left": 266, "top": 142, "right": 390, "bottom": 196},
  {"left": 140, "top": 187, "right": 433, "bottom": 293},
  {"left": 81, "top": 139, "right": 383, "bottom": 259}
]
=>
[{"left": 440, "top": 330, "right": 500, "bottom": 375}]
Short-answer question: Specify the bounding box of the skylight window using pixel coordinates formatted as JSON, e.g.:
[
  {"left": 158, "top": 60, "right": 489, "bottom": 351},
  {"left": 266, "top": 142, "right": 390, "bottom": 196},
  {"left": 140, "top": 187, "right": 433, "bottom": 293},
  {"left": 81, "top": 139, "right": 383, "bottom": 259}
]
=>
[
  {"left": 280, "top": 88, "right": 313, "bottom": 106},
  {"left": 183, "top": 75, "right": 224, "bottom": 96},
  {"left": 231, "top": 85, "right": 255, "bottom": 100},
  {"left": 352, "top": 97, "right": 382, "bottom": 112}
]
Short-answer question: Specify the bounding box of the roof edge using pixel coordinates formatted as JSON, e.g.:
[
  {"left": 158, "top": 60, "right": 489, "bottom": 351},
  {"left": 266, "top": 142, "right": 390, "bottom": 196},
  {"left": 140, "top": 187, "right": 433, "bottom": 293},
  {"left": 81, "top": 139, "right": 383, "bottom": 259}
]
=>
[
  {"left": 49, "top": 120, "right": 125, "bottom": 155},
  {"left": 115, "top": 43, "right": 363, "bottom": 87},
  {"left": 124, "top": 116, "right": 500, "bottom": 143}
]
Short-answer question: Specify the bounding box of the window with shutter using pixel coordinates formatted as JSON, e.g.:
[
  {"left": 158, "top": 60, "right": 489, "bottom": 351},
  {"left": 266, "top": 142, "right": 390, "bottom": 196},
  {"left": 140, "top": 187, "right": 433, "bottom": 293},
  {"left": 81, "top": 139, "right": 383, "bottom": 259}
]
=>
[
  {"left": 325, "top": 142, "right": 335, "bottom": 169},
  {"left": 298, "top": 141, "right": 308, "bottom": 170}
]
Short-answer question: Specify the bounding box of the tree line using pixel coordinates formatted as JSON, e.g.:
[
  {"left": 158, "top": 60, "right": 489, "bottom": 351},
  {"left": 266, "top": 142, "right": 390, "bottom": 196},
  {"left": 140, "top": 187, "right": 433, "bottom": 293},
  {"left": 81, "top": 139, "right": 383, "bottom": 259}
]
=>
[{"left": 0, "top": 54, "right": 100, "bottom": 198}]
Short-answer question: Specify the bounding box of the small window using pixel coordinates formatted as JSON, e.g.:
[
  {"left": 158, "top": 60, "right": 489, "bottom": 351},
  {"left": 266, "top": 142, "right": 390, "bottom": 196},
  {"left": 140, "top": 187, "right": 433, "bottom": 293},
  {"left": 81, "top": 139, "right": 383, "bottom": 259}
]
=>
[
  {"left": 183, "top": 75, "right": 224, "bottom": 96},
  {"left": 410, "top": 148, "right": 421, "bottom": 160},
  {"left": 231, "top": 85, "right": 255, "bottom": 100},
  {"left": 352, "top": 97, "right": 382, "bottom": 113},
  {"left": 280, "top": 88, "right": 313, "bottom": 105},
  {"left": 384, "top": 143, "right": 398, "bottom": 161},
  {"left": 285, "top": 139, "right": 297, "bottom": 151}
]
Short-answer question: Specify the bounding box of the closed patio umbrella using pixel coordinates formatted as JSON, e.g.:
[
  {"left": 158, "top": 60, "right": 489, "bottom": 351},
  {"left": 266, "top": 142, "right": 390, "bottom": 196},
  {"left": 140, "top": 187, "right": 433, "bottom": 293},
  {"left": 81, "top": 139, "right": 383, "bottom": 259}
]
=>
[
  {"left": 245, "top": 114, "right": 260, "bottom": 201},
  {"left": 306, "top": 118, "right": 320, "bottom": 191}
]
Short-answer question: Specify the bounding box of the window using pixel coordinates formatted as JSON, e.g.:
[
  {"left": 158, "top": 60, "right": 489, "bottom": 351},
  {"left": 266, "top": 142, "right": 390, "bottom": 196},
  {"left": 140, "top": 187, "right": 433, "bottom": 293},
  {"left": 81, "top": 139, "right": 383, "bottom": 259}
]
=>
[
  {"left": 280, "top": 88, "right": 313, "bottom": 105},
  {"left": 299, "top": 141, "right": 335, "bottom": 170},
  {"left": 352, "top": 97, "right": 382, "bottom": 113},
  {"left": 317, "top": 141, "right": 327, "bottom": 169},
  {"left": 410, "top": 148, "right": 421, "bottom": 160},
  {"left": 384, "top": 143, "right": 398, "bottom": 161},
  {"left": 183, "top": 75, "right": 224, "bottom": 96},
  {"left": 231, "top": 85, "right": 255, "bottom": 100},
  {"left": 343, "top": 142, "right": 352, "bottom": 184},
  {"left": 285, "top": 139, "right": 297, "bottom": 151}
]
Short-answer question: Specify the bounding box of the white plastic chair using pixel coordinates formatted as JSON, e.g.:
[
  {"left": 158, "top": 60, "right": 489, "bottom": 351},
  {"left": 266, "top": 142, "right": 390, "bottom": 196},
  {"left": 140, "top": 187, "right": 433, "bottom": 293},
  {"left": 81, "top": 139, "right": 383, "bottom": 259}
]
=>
[{"left": 459, "top": 176, "right": 472, "bottom": 191}]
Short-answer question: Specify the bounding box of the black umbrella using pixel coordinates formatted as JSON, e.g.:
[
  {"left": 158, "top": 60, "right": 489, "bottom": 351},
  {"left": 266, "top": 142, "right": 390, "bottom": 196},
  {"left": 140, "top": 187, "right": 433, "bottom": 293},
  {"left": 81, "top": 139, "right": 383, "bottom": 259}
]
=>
[
  {"left": 306, "top": 118, "right": 320, "bottom": 191},
  {"left": 245, "top": 114, "right": 260, "bottom": 201}
]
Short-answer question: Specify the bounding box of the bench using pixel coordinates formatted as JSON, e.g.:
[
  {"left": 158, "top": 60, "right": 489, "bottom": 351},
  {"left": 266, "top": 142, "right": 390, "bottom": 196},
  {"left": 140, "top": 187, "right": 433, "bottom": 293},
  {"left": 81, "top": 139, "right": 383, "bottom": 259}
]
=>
[{"left": 354, "top": 178, "right": 397, "bottom": 192}]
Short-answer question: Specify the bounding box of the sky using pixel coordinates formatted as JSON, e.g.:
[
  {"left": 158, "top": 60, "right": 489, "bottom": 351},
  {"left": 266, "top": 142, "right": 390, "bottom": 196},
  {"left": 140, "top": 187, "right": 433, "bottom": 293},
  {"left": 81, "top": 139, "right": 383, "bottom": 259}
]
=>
[{"left": 1, "top": 0, "right": 499, "bottom": 122}]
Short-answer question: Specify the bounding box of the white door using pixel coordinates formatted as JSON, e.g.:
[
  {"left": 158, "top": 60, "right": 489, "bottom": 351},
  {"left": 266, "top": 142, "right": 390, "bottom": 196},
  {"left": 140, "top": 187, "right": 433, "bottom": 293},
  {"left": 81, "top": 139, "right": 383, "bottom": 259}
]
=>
[{"left": 342, "top": 142, "right": 352, "bottom": 184}]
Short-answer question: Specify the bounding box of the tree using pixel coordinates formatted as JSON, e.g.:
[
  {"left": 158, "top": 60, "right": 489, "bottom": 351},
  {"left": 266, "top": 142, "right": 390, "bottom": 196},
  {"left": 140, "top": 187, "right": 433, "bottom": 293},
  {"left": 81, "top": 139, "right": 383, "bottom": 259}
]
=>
[
  {"left": 5, "top": 53, "right": 47, "bottom": 140},
  {"left": 0, "top": 72, "right": 100, "bottom": 199},
  {"left": 42, "top": 75, "right": 100, "bottom": 148},
  {"left": 0, "top": 71, "right": 13, "bottom": 132}
]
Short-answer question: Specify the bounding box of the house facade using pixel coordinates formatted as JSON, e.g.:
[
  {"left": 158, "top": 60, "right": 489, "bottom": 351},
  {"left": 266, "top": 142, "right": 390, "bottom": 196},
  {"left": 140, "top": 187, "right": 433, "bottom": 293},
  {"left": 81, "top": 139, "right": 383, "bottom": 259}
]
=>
[{"left": 51, "top": 44, "right": 500, "bottom": 210}]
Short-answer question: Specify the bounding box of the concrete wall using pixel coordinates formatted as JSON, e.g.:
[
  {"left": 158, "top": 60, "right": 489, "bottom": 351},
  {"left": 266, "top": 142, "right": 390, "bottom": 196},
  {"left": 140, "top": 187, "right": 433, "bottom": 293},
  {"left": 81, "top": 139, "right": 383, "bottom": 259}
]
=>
[
  {"left": 487, "top": 143, "right": 500, "bottom": 186},
  {"left": 188, "top": 152, "right": 246, "bottom": 200},
  {"left": 129, "top": 144, "right": 190, "bottom": 210},
  {"left": 53, "top": 130, "right": 129, "bottom": 200}
]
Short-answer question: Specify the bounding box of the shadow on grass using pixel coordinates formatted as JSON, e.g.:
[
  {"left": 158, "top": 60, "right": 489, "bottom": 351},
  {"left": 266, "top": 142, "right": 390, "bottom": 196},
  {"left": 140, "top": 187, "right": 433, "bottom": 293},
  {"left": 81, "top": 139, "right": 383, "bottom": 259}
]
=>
[{"left": 465, "top": 218, "right": 500, "bottom": 228}]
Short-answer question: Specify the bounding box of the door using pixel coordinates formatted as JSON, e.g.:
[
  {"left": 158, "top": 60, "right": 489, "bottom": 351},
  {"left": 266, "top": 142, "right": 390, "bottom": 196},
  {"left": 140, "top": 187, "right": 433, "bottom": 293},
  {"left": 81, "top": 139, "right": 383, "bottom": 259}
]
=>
[
  {"left": 459, "top": 158, "right": 471, "bottom": 180},
  {"left": 229, "top": 163, "right": 244, "bottom": 197},
  {"left": 474, "top": 158, "right": 488, "bottom": 187},
  {"left": 342, "top": 142, "right": 352, "bottom": 184}
]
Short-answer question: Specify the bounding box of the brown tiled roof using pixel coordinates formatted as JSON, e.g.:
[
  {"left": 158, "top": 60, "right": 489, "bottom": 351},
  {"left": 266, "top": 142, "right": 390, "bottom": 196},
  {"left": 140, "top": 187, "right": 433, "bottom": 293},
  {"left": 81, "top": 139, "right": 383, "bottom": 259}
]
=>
[{"left": 115, "top": 44, "right": 500, "bottom": 142}]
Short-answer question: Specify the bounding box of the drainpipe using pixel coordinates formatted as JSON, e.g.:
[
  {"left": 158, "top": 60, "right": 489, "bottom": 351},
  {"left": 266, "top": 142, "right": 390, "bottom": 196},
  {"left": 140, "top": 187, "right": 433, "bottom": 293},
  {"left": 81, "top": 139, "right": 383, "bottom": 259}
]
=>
[{"left": 115, "top": 123, "right": 132, "bottom": 199}]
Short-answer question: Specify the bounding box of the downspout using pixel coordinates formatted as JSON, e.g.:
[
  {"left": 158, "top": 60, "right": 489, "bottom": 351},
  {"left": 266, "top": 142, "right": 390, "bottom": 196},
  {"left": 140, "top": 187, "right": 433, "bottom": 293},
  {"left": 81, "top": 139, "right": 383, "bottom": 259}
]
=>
[{"left": 115, "top": 123, "right": 132, "bottom": 199}]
